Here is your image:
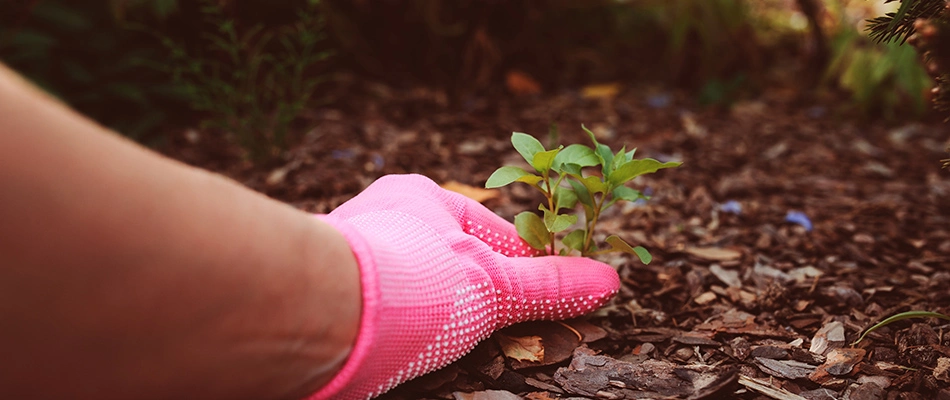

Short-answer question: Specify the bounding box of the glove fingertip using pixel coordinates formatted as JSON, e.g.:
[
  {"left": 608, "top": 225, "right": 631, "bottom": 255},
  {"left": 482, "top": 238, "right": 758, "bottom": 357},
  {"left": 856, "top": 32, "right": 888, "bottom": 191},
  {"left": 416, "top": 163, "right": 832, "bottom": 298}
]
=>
[
  {"left": 554, "top": 257, "right": 621, "bottom": 294},
  {"left": 501, "top": 256, "right": 620, "bottom": 323}
]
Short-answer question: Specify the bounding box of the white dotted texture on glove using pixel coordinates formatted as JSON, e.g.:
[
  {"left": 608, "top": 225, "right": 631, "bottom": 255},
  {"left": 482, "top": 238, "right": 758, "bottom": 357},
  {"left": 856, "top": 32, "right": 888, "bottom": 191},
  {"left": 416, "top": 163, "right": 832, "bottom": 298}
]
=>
[{"left": 309, "top": 174, "right": 619, "bottom": 400}]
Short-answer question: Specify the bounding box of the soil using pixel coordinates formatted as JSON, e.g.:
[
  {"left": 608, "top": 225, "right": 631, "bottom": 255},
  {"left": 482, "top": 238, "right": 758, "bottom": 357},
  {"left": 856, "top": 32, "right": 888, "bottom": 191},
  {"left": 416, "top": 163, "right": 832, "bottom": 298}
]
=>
[{"left": 165, "top": 79, "right": 950, "bottom": 399}]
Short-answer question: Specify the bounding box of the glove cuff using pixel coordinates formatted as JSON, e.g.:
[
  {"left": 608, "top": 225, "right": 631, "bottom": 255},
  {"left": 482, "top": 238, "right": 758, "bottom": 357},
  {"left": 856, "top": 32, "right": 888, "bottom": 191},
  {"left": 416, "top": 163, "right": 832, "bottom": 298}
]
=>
[{"left": 308, "top": 214, "right": 380, "bottom": 400}]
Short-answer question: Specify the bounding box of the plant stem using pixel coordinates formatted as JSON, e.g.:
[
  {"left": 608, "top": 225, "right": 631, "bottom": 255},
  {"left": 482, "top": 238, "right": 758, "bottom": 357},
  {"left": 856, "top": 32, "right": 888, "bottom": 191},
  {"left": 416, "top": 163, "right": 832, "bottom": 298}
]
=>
[
  {"left": 543, "top": 175, "right": 557, "bottom": 256},
  {"left": 582, "top": 194, "right": 605, "bottom": 256},
  {"left": 547, "top": 174, "right": 569, "bottom": 255}
]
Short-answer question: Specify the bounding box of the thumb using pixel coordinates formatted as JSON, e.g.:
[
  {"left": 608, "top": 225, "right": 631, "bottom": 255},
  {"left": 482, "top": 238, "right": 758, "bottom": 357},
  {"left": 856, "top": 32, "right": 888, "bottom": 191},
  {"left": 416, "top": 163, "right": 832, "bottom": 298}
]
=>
[{"left": 495, "top": 255, "right": 620, "bottom": 325}]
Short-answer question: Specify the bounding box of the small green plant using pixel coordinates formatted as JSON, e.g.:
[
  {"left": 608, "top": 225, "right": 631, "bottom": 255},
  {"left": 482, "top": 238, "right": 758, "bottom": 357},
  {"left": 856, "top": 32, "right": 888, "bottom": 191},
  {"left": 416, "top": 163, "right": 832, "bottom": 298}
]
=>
[
  {"left": 485, "top": 125, "right": 681, "bottom": 263},
  {"left": 157, "top": 0, "right": 332, "bottom": 161},
  {"left": 852, "top": 310, "right": 950, "bottom": 346}
]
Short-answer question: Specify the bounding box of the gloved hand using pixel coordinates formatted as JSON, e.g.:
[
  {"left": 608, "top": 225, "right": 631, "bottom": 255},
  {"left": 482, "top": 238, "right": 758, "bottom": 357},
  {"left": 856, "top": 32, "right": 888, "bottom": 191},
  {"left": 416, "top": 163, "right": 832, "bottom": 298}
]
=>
[{"left": 310, "top": 174, "right": 620, "bottom": 400}]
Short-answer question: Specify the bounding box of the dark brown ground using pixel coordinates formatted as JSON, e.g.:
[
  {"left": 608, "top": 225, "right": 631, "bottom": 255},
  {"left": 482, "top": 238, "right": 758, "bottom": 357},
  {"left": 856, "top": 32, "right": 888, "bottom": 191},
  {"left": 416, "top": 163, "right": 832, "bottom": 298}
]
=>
[{"left": 166, "top": 80, "right": 950, "bottom": 399}]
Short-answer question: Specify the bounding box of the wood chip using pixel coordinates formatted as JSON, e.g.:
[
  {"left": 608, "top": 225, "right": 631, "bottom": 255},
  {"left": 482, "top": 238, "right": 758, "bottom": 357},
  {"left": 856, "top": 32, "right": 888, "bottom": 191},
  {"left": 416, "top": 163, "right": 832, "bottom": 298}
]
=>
[
  {"left": 809, "top": 321, "right": 845, "bottom": 356},
  {"left": 809, "top": 348, "right": 866, "bottom": 383},
  {"left": 694, "top": 291, "right": 717, "bottom": 305},
  {"left": 710, "top": 264, "right": 742, "bottom": 287},
  {"left": 524, "top": 377, "right": 564, "bottom": 394},
  {"left": 844, "top": 382, "right": 884, "bottom": 400},
  {"left": 554, "top": 346, "right": 736, "bottom": 398},
  {"left": 453, "top": 390, "right": 524, "bottom": 400},
  {"left": 935, "top": 357, "right": 950, "bottom": 383},
  {"left": 738, "top": 374, "right": 807, "bottom": 400},
  {"left": 564, "top": 319, "right": 608, "bottom": 343},
  {"left": 685, "top": 247, "right": 742, "bottom": 261},
  {"left": 672, "top": 334, "right": 720, "bottom": 346},
  {"left": 755, "top": 357, "right": 817, "bottom": 379}
]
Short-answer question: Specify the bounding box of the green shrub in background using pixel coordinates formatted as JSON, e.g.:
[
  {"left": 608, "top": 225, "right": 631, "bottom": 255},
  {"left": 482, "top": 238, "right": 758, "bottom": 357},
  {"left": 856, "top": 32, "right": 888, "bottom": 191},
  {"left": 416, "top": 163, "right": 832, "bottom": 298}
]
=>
[
  {"left": 152, "top": 0, "right": 333, "bottom": 161},
  {"left": 864, "top": 0, "right": 950, "bottom": 165},
  {"left": 2, "top": 0, "right": 938, "bottom": 152},
  {"left": 825, "top": 28, "right": 933, "bottom": 118},
  {"left": 823, "top": 0, "right": 933, "bottom": 119},
  {"left": 866, "top": 0, "right": 950, "bottom": 115},
  {"left": 2, "top": 0, "right": 333, "bottom": 159},
  {"left": 642, "top": 0, "right": 759, "bottom": 103},
  {"left": 321, "top": 0, "right": 763, "bottom": 100},
  {"left": 0, "top": 1, "right": 188, "bottom": 141}
]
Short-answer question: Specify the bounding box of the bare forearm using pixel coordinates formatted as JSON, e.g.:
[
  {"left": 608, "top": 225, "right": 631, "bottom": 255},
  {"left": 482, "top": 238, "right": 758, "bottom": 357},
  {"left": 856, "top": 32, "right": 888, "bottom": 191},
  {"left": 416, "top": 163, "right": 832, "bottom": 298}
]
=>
[{"left": 0, "top": 64, "right": 360, "bottom": 399}]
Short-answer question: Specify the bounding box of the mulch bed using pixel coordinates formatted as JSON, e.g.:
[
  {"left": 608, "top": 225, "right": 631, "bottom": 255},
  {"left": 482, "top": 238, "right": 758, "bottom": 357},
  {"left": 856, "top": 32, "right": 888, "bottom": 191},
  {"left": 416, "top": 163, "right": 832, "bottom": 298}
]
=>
[{"left": 165, "top": 79, "right": 950, "bottom": 400}]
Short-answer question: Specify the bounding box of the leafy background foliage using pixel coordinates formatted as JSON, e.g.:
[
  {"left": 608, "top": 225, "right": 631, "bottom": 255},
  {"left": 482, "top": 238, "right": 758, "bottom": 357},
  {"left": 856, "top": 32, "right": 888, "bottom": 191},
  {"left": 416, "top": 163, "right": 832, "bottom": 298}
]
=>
[
  {"left": 154, "top": 0, "right": 333, "bottom": 161},
  {"left": 0, "top": 0, "right": 187, "bottom": 141},
  {"left": 1, "top": 0, "right": 333, "bottom": 156},
  {"left": 0, "top": 1, "right": 944, "bottom": 157}
]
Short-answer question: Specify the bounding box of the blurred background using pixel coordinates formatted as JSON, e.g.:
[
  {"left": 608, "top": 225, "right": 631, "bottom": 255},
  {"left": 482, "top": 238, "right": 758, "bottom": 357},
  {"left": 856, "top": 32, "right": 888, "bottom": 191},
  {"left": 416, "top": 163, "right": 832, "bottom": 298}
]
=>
[{"left": 0, "top": 0, "right": 946, "bottom": 161}]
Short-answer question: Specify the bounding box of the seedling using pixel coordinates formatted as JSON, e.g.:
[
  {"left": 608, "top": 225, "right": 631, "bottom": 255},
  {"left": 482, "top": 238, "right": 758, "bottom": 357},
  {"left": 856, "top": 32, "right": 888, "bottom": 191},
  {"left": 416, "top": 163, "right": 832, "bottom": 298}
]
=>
[{"left": 486, "top": 125, "right": 681, "bottom": 263}]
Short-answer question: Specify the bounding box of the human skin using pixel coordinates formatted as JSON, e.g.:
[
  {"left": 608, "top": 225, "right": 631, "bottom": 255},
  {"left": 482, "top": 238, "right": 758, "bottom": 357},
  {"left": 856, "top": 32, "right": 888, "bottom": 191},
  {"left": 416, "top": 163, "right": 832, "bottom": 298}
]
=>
[{"left": 0, "top": 62, "right": 361, "bottom": 399}]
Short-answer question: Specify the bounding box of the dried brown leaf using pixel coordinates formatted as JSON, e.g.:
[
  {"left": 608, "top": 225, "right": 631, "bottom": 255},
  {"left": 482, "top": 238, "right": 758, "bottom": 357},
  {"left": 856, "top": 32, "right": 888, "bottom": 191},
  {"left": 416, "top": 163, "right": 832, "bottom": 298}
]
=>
[
  {"left": 581, "top": 83, "right": 621, "bottom": 100},
  {"left": 495, "top": 334, "right": 543, "bottom": 363},
  {"left": 442, "top": 180, "right": 500, "bottom": 203}
]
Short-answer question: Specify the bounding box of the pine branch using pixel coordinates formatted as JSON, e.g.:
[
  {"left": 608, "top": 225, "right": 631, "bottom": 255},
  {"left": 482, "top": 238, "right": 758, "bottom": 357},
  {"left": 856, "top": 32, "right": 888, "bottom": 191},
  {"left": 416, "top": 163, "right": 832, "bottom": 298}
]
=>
[{"left": 866, "top": 0, "right": 948, "bottom": 44}]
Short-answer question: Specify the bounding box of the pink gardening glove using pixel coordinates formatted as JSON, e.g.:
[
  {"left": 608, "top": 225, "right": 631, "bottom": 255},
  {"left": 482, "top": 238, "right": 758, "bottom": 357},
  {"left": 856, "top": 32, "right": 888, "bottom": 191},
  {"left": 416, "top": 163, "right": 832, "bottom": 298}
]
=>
[{"left": 309, "top": 174, "right": 620, "bottom": 400}]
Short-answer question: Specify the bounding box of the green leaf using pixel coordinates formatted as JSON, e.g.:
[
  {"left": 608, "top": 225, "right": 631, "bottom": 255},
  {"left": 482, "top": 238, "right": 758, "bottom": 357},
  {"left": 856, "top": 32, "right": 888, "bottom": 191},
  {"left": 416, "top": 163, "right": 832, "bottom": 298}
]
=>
[
  {"left": 11, "top": 29, "right": 57, "bottom": 51},
  {"left": 62, "top": 60, "right": 93, "bottom": 84},
  {"left": 582, "top": 124, "right": 599, "bottom": 146},
  {"left": 152, "top": 0, "right": 180, "bottom": 19},
  {"left": 597, "top": 144, "right": 614, "bottom": 176},
  {"left": 34, "top": 3, "right": 92, "bottom": 31},
  {"left": 514, "top": 212, "right": 548, "bottom": 251},
  {"left": 578, "top": 175, "right": 608, "bottom": 194},
  {"left": 516, "top": 175, "right": 545, "bottom": 186},
  {"left": 853, "top": 311, "right": 950, "bottom": 346},
  {"left": 581, "top": 124, "right": 614, "bottom": 175},
  {"left": 605, "top": 235, "right": 652, "bottom": 264},
  {"left": 568, "top": 179, "right": 593, "bottom": 208},
  {"left": 611, "top": 146, "right": 627, "bottom": 173},
  {"left": 107, "top": 83, "right": 148, "bottom": 104},
  {"left": 562, "top": 229, "right": 586, "bottom": 252},
  {"left": 543, "top": 212, "right": 577, "bottom": 233},
  {"left": 608, "top": 158, "right": 682, "bottom": 186},
  {"left": 612, "top": 186, "right": 644, "bottom": 202},
  {"left": 485, "top": 166, "right": 542, "bottom": 188},
  {"left": 512, "top": 132, "right": 545, "bottom": 166},
  {"left": 554, "top": 186, "right": 578, "bottom": 211},
  {"left": 560, "top": 163, "right": 583, "bottom": 177},
  {"left": 531, "top": 148, "right": 561, "bottom": 174},
  {"left": 625, "top": 148, "right": 637, "bottom": 161},
  {"left": 605, "top": 186, "right": 644, "bottom": 210},
  {"left": 552, "top": 144, "right": 599, "bottom": 172},
  {"left": 568, "top": 179, "right": 595, "bottom": 221}
]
